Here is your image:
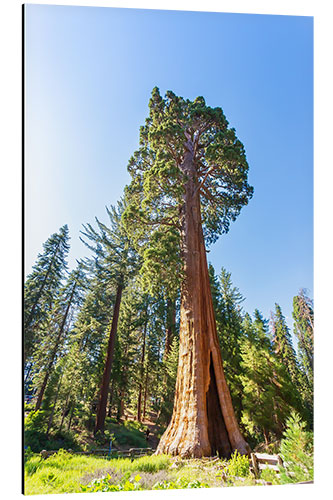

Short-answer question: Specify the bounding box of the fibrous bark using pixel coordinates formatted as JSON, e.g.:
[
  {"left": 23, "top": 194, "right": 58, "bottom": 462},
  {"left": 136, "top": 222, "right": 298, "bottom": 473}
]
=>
[{"left": 156, "top": 147, "right": 250, "bottom": 458}]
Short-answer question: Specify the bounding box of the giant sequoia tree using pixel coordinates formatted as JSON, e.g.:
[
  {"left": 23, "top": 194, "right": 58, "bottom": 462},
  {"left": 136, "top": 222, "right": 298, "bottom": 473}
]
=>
[{"left": 124, "top": 88, "right": 253, "bottom": 458}]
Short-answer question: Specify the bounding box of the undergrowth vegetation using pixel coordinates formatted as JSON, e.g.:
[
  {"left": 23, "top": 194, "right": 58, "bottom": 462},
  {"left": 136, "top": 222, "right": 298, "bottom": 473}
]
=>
[
  {"left": 24, "top": 412, "right": 314, "bottom": 495},
  {"left": 24, "top": 411, "right": 148, "bottom": 452}
]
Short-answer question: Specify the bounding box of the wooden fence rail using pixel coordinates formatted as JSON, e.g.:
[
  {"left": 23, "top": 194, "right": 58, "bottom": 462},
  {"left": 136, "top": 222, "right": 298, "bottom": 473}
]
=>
[
  {"left": 40, "top": 447, "right": 155, "bottom": 460},
  {"left": 250, "top": 452, "right": 283, "bottom": 478}
]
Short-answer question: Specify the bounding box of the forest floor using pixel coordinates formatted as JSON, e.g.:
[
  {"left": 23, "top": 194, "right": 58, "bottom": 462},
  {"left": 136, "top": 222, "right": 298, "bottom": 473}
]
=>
[
  {"left": 25, "top": 413, "right": 276, "bottom": 495},
  {"left": 24, "top": 449, "right": 266, "bottom": 495},
  {"left": 111, "top": 410, "right": 163, "bottom": 450}
]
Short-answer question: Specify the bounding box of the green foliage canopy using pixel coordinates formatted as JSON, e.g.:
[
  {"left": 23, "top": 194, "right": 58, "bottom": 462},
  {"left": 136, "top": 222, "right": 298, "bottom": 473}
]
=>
[{"left": 123, "top": 88, "right": 253, "bottom": 295}]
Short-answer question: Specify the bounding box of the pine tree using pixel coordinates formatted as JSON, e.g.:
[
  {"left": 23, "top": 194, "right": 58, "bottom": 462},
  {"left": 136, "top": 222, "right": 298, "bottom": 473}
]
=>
[
  {"left": 32, "top": 262, "right": 86, "bottom": 410},
  {"left": 111, "top": 285, "right": 144, "bottom": 421},
  {"left": 81, "top": 200, "right": 139, "bottom": 433},
  {"left": 270, "top": 304, "right": 308, "bottom": 423},
  {"left": 64, "top": 273, "right": 115, "bottom": 431},
  {"left": 271, "top": 304, "right": 300, "bottom": 387},
  {"left": 24, "top": 225, "right": 70, "bottom": 364},
  {"left": 124, "top": 88, "right": 253, "bottom": 457},
  {"left": 292, "top": 290, "right": 314, "bottom": 425},
  {"left": 292, "top": 290, "right": 313, "bottom": 387},
  {"left": 240, "top": 310, "right": 299, "bottom": 444},
  {"left": 215, "top": 267, "right": 245, "bottom": 420}
]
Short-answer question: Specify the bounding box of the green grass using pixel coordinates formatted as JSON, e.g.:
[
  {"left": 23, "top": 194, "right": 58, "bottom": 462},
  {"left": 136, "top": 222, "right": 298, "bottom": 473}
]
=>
[
  {"left": 26, "top": 448, "right": 291, "bottom": 495},
  {"left": 24, "top": 450, "right": 172, "bottom": 495}
]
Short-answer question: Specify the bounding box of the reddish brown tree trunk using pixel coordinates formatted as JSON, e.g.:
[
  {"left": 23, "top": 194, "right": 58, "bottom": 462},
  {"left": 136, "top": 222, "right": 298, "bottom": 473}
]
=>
[
  {"left": 95, "top": 281, "right": 123, "bottom": 433},
  {"left": 156, "top": 148, "right": 250, "bottom": 458}
]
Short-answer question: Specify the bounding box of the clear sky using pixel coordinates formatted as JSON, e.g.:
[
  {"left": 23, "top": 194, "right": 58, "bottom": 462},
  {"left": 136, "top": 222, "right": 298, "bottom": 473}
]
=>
[{"left": 24, "top": 4, "right": 313, "bottom": 332}]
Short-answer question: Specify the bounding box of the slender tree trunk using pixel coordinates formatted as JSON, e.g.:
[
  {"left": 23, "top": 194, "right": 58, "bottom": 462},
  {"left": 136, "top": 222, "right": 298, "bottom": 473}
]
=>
[
  {"left": 156, "top": 148, "right": 250, "bottom": 458},
  {"left": 143, "top": 367, "right": 149, "bottom": 421},
  {"left": 95, "top": 281, "right": 123, "bottom": 433},
  {"left": 35, "top": 283, "right": 77, "bottom": 411},
  {"left": 137, "top": 313, "right": 148, "bottom": 422}
]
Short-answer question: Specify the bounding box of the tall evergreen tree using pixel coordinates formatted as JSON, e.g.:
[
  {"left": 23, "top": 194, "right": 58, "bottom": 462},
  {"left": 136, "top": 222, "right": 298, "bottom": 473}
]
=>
[
  {"left": 240, "top": 310, "right": 299, "bottom": 444},
  {"left": 271, "top": 304, "right": 300, "bottom": 386},
  {"left": 124, "top": 88, "right": 253, "bottom": 457},
  {"left": 292, "top": 290, "right": 314, "bottom": 425},
  {"left": 81, "top": 199, "right": 139, "bottom": 433},
  {"left": 24, "top": 225, "right": 70, "bottom": 364},
  {"left": 292, "top": 290, "right": 313, "bottom": 387},
  {"left": 32, "top": 262, "right": 86, "bottom": 410},
  {"left": 63, "top": 271, "right": 116, "bottom": 430},
  {"left": 270, "top": 304, "right": 308, "bottom": 422},
  {"left": 216, "top": 267, "right": 245, "bottom": 419}
]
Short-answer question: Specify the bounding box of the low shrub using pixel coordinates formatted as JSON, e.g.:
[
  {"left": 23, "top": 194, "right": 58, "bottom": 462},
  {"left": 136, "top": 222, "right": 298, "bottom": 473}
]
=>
[
  {"left": 225, "top": 450, "right": 250, "bottom": 478},
  {"left": 132, "top": 469, "right": 175, "bottom": 489},
  {"left": 152, "top": 477, "right": 209, "bottom": 489},
  {"left": 25, "top": 454, "right": 44, "bottom": 476},
  {"left": 80, "top": 473, "right": 209, "bottom": 492},
  {"left": 279, "top": 411, "right": 314, "bottom": 484},
  {"left": 260, "top": 468, "right": 280, "bottom": 485},
  {"left": 81, "top": 474, "right": 143, "bottom": 492}
]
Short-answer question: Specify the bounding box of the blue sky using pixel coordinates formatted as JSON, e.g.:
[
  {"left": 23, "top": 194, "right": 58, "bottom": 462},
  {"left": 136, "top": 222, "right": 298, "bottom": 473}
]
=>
[{"left": 24, "top": 4, "right": 313, "bottom": 332}]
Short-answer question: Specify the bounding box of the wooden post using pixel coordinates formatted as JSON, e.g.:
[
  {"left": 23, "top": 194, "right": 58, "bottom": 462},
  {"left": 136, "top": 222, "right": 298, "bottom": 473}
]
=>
[
  {"left": 251, "top": 453, "right": 259, "bottom": 478},
  {"left": 277, "top": 454, "right": 284, "bottom": 468}
]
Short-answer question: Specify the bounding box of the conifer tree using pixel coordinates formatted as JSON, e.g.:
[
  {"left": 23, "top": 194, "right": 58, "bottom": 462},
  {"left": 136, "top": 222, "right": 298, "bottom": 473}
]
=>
[
  {"left": 292, "top": 290, "right": 313, "bottom": 388},
  {"left": 111, "top": 284, "right": 145, "bottom": 421},
  {"left": 63, "top": 273, "right": 116, "bottom": 430},
  {"left": 271, "top": 304, "right": 300, "bottom": 387},
  {"left": 124, "top": 88, "right": 253, "bottom": 457},
  {"left": 215, "top": 267, "right": 246, "bottom": 420},
  {"left": 24, "top": 225, "right": 70, "bottom": 364},
  {"left": 292, "top": 290, "right": 314, "bottom": 425},
  {"left": 240, "top": 310, "right": 298, "bottom": 444},
  {"left": 81, "top": 200, "right": 139, "bottom": 433},
  {"left": 32, "top": 262, "right": 86, "bottom": 410}
]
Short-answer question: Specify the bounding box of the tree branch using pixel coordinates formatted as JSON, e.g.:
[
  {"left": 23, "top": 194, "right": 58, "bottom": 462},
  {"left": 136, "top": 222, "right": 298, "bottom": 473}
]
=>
[
  {"left": 193, "top": 166, "right": 216, "bottom": 197},
  {"left": 199, "top": 184, "right": 216, "bottom": 204}
]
